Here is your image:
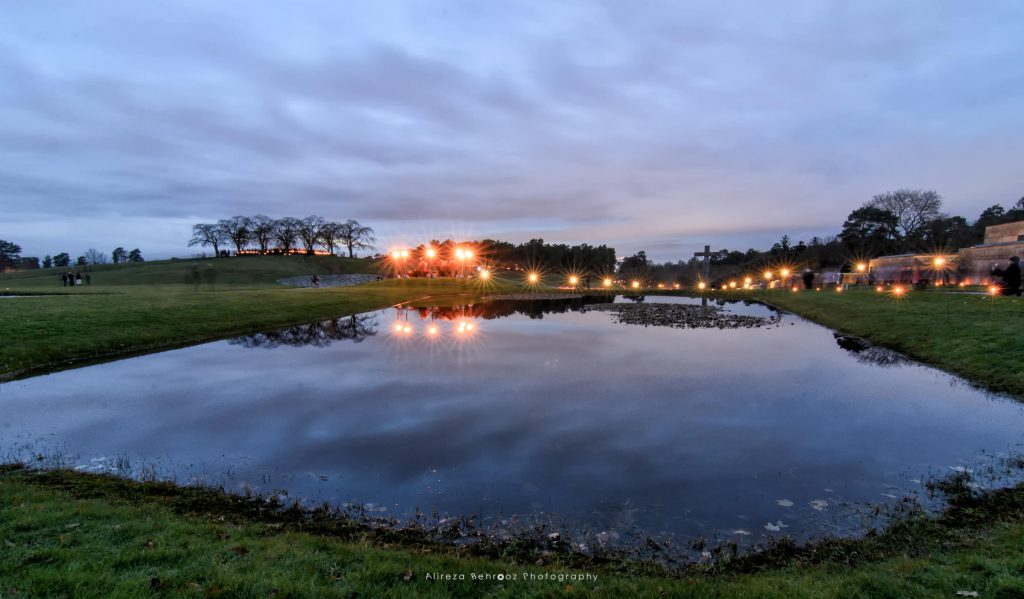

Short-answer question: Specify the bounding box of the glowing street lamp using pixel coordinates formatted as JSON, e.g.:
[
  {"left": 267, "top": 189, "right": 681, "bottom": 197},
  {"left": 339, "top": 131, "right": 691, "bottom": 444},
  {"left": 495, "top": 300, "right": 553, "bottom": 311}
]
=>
[
  {"left": 527, "top": 272, "right": 540, "bottom": 284},
  {"left": 856, "top": 262, "right": 867, "bottom": 272},
  {"left": 568, "top": 275, "right": 579, "bottom": 287},
  {"left": 729, "top": 281, "right": 737, "bottom": 289},
  {"left": 631, "top": 280, "right": 640, "bottom": 289},
  {"left": 602, "top": 277, "right": 613, "bottom": 288},
  {"left": 479, "top": 268, "right": 491, "bottom": 280},
  {"left": 892, "top": 285, "right": 905, "bottom": 297},
  {"left": 697, "top": 281, "right": 707, "bottom": 291},
  {"left": 425, "top": 246, "right": 437, "bottom": 277}
]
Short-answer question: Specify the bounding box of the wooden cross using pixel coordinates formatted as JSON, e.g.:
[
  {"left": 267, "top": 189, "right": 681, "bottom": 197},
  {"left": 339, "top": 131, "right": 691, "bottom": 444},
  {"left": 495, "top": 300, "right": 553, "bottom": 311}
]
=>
[{"left": 693, "top": 244, "right": 713, "bottom": 280}]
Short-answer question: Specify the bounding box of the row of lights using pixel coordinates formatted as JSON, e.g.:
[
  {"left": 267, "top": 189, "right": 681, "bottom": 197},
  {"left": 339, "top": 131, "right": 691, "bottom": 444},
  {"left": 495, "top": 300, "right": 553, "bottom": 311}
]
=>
[{"left": 392, "top": 321, "right": 476, "bottom": 336}]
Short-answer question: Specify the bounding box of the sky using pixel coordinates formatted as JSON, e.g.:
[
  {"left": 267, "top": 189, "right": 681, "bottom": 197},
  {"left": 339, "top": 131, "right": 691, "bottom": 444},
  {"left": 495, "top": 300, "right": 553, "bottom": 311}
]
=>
[{"left": 2, "top": 1, "right": 1023, "bottom": 262}]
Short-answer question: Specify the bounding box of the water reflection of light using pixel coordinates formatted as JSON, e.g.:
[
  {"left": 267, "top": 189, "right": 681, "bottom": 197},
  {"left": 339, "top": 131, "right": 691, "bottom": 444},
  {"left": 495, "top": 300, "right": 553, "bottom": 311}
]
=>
[{"left": 427, "top": 325, "right": 439, "bottom": 336}]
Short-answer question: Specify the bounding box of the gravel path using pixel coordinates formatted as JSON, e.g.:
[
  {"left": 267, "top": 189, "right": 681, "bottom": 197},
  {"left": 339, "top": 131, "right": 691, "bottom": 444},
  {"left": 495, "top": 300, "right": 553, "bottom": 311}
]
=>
[{"left": 277, "top": 274, "right": 380, "bottom": 288}]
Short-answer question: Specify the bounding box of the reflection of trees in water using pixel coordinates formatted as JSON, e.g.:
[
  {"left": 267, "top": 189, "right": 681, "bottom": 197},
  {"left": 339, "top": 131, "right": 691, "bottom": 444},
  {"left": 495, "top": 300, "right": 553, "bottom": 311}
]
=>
[
  {"left": 415, "top": 296, "right": 608, "bottom": 321},
  {"left": 230, "top": 314, "right": 378, "bottom": 348}
]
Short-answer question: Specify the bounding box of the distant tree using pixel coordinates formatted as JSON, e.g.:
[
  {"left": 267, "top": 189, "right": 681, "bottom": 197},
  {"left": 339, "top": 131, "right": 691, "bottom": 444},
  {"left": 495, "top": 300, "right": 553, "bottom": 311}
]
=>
[
  {"left": 76, "top": 256, "right": 87, "bottom": 266},
  {"left": 840, "top": 206, "right": 901, "bottom": 255},
  {"left": 336, "top": 219, "right": 376, "bottom": 258},
  {"left": 920, "top": 215, "right": 975, "bottom": 250},
  {"left": 53, "top": 252, "right": 71, "bottom": 267},
  {"left": 219, "top": 216, "right": 251, "bottom": 255},
  {"left": 0, "top": 239, "right": 22, "bottom": 269},
  {"left": 317, "top": 221, "right": 345, "bottom": 255},
  {"left": 128, "top": 248, "right": 144, "bottom": 262},
  {"left": 188, "top": 223, "right": 228, "bottom": 256},
  {"left": 297, "top": 215, "right": 325, "bottom": 254},
  {"left": 18, "top": 257, "right": 40, "bottom": 270},
  {"left": 617, "top": 251, "right": 651, "bottom": 281},
  {"left": 111, "top": 247, "right": 127, "bottom": 264},
  {"left": 84, "top": 248, "right": 108, "bottom": 265},
  {"left": 273, "top": 217, "right": 302, "bottom": 253},
  {"left": 867, "top": 189, "right": 942, "bottom": 240},
  {"left": 248, "top": 215, "right": 277, "bottom": 253},
  {"left": 43, "top": 255, "right": 53, "bottom": 268}
]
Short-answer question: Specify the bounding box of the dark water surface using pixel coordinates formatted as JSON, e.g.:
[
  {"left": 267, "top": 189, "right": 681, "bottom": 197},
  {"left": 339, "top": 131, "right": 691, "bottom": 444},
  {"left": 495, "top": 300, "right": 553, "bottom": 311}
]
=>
[{"left": 3, "top": 296, "right": 1023, "bottom": 546}]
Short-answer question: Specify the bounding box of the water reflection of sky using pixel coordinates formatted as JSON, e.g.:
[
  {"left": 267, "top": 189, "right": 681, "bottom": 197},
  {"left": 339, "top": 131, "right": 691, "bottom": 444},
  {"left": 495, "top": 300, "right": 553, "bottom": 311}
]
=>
[{"left": 2, "top": 296, "right": 1023, "bottom": 547}]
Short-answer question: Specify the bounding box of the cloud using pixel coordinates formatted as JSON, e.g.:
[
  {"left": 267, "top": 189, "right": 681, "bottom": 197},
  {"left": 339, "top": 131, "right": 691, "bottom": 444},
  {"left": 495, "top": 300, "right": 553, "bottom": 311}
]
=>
[{"left": 1, "top": 1, "right": 1023, "bottom": 259}]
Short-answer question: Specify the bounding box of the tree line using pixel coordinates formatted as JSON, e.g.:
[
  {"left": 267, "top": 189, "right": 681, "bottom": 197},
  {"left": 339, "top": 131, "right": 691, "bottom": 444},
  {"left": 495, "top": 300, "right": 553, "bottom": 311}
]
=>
[
  {"left": 398, "top": 238, "right": 617, "bottom": 274},
  {"left": 618, "top": 189, "right": 1024, "bottom": 285},
  {"left": 0, "top": 240, "right": 143, "bottom": 271},
  {"left": 188, "top": 215, "right": 375, "bottom": 258}
]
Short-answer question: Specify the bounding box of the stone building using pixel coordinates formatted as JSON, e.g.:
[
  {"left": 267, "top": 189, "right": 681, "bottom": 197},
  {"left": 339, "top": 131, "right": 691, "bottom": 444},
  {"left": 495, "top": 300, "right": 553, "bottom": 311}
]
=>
[
  {"left": 865, "top": 220, "right": 1024, "bottom": 286},
  {"left": 957, "top": 221, "right": 1024, "bottom": 285}
]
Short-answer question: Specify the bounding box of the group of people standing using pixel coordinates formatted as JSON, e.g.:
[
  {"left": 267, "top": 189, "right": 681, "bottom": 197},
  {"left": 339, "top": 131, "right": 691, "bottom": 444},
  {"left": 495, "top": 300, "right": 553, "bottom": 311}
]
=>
[{"left": 60, "top": 271, "right": 88, "bottom": 286}]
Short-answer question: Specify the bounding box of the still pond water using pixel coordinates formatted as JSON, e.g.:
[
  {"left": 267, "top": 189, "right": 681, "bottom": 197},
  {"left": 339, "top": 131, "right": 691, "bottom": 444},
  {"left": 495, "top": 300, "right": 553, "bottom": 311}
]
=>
[{"left": 2, "top": 296, "right": 1023, "bottom": 546}]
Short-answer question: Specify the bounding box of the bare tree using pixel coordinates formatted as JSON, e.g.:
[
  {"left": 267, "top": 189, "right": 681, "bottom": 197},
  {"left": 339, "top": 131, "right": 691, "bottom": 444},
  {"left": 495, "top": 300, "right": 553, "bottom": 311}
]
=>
[
  {"left": 248, "top": 215, "right": 277, "bottom": 253},
  {"left": 318, "top": 221, "right": 345, "bottom": 255},
  {"left": 219, "top": 216, "right": 252, "bottom": 255},
  {"left": 867, "top": 189, "right": 942, "bottom": 240},
  {"left": 84, "top": 248, "right": 108, "bottom": 264},
  {"left": 188, "top": 223, "right": 228, "bottom": 256},
  {"left": 336, "top": 219, "right": 376, "bottom": 258},
  {"left": 273, "top": 217, "right": 302, "bottom": 253},
  {"left": 297, "top": 215, "right": 325, "bottom": 254}
]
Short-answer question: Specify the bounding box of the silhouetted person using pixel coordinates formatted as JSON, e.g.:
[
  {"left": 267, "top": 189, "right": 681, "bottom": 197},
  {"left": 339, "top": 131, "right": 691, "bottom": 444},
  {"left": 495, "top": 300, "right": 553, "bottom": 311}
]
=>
[
  {"left": 75, "top": 272, "right": 83, "bottom": 286},
  {"left": 311, "top": 274, "right": 320, "bottom": 288},
  {"left": 60, "top": 272, "right": 67, "bottom": 287},
  {"left": 992, "top": 256, "right": 1021, "bottom": 296},
  {"left": 802, "top": 271, "right": 815, "bottom": 290}
]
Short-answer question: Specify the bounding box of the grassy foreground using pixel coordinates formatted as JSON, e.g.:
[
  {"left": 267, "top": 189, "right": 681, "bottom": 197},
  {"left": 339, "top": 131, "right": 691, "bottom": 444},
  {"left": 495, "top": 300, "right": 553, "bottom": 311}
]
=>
[{"left": 4, "top": 464, "right": 1024, "bottom": 598}]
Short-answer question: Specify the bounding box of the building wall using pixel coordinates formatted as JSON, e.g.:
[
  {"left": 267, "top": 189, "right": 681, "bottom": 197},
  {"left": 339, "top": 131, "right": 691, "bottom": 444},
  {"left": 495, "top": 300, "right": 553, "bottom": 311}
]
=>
[
  {"left": 957, "top": 243, "right": 1024, "bottom": 285},
  {"left": 984, "top": 221, "right": 1024, "bottom": 244}
]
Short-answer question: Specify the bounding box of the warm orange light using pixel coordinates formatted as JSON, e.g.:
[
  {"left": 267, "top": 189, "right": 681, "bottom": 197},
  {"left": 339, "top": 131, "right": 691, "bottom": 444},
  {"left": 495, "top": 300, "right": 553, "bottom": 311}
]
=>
[
  {"left": 934, "top": 257, "right": 946, "bottom": 267},
  {"left": 480, "top": 269, "right": 491, "bottom": 280},
  {"left": 427, "top": 325, "right": 439, "bottom": 336},
  {"left": 835, "top": 286, "right": 843, "bottom": 293},
  {"left": 425, "top": 247, "right": 436, "bottom": 259},
  {"left": 568, "top": 275, "right": 579, "bottom": 286},
  {"left": 602, "top": 277, "right": 613, "bottom": 287},
  {"left": 780, "top": 268, "right": 791, "bottom": 278},
  {"left": 527, "top": 272, "right": 540, "bottom": 284},
  {"left": 764, "top": 271, "right": 773, "bottom": 280},
  {"left": 673, "top": 283, "right": 680, "bottom": 289},
  {"left": 465, "top": 250, "right": 474, "bottom": 259},
  {"left": 989, "top": 285, "right": 1000, "bottom": 295},
  {"left": 876, "top": 286, "right": 884, "bottom": 292},
  {"left": 729, "top": 281, "right": 737, "bottom": 288},
  {"left": 393, "top": 323, "right": 403, "bottom": 332},
  {"left": 893, "top": 286, "right": 905, "bottom": 296},
  {"left": 466, "top": 322, "right": 475, "bottom": 331},
  {"left": 697, "top": 282, "right": 707, "bottom": 291},
  {"left": 391, "top": 250, "right": 401, "bottom": 260},
  {"left": 455, "top": 248, "right": 465, "bottom": 260},
  {"left": 400, "top": 250, "right": 409, "bottom": 259},
  {"left": 744, "top": 277, "right": 752, "bottom": 285},
  {"left": 402, "top": 325, "right": 412, "bottom": 334},
  {"left": 856, "top": 263, "right": 867, "bottom": 272},
  {"left": 791, "top": 286, "right": 799, "bottom": 292},
  {"left": 631, "top": 280, "right": 640, "bottom": 289},
  {"left": 657, "top": 283, "right": 665, "bottom": 289}
]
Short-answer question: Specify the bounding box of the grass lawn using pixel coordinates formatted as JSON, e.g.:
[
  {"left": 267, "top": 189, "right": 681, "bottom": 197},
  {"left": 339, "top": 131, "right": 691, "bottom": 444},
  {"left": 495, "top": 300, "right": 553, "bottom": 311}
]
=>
[{"left": 4, "top": 464, "right": 1024, "bottom": 598}]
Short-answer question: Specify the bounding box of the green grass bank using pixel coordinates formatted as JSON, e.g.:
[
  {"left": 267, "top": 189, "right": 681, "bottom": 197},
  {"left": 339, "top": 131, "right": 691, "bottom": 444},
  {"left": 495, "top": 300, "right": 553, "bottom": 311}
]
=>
[{"left": 4, "top": 464, "right": 1024, "bottom": 598}]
